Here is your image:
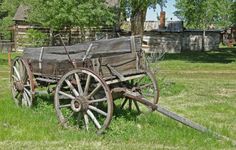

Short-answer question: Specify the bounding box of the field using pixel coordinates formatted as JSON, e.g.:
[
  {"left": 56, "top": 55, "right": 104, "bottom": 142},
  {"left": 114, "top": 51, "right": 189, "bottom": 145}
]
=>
[{"left": 0, "top": 48, "right": 236, "bottom": 149}]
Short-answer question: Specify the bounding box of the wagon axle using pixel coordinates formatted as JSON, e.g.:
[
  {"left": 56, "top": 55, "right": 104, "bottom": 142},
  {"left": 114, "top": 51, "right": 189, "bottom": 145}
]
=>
[
  {"left": 71, "top": 96, "right": 89, "bottom": 112},
  {"left": 14, "top": 81, "right": 25, "bottom": 92}
]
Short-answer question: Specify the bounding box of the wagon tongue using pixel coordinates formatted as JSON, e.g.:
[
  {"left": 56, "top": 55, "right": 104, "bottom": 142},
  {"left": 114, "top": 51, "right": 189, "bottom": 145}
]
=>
[{"left": 115, "top": 87, "right": 236, "bottom": 145}]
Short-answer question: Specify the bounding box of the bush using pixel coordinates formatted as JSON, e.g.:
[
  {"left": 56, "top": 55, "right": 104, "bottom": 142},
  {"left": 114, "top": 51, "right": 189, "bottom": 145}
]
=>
[{"left": 24, "top": 29, "right": 47, "bottom": 47}]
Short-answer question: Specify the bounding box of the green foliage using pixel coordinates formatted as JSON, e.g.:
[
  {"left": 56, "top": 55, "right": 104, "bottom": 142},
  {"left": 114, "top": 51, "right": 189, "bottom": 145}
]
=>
[
  {"left": 23, "top": 29, "right": 47, "bottom": 47},
  {"left": 0, "top": 0, "right": 25, "bottom": 40},
  {"left": 175, "top": 0, "right": 234, "bottom": 29},
  {"left": 230, "top": 1, "right": 236, "bottom": 24},
  {"left": 27, "top": 0, "right": 116, "bottom": 30},
  {"left": 0, "top": 16, "right": 13, "bottom": 39}
]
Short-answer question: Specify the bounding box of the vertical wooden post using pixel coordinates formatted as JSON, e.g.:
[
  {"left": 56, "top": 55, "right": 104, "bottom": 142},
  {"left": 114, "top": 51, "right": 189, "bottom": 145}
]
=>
[{"left": 8, "top": 46, "right": 11, "bottom": 67}]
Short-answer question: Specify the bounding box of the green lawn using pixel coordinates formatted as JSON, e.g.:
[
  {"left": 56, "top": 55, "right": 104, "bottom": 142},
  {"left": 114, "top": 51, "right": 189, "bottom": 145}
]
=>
[{"left": 0, "top": 49, "right": 236, "bottom": 149}]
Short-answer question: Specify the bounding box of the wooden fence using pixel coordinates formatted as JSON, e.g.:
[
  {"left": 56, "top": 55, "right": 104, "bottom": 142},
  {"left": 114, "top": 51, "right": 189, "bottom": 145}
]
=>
[
  {"left": 14, "top": 25, "right": 117, "bottom": 50},
  {"left": 0, "top": 40, "right": 14, "bottom": 53}
]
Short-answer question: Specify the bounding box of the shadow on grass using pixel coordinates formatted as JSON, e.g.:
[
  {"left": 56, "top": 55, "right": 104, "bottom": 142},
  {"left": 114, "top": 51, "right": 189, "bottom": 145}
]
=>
[
  {"left": 164, "top": 48, "right": 236, "bottom": 64},
  {"left": 33, "top": 94, "right": 54, "bottom": 108},
  {"left": 112, "top": 99, "right": 144, "bottom": 121}
]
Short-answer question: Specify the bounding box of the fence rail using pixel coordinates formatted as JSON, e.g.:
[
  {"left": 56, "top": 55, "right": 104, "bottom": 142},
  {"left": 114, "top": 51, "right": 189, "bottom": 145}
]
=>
[{"left": 0, "top": 40, "right": 14, "bottom": 53}]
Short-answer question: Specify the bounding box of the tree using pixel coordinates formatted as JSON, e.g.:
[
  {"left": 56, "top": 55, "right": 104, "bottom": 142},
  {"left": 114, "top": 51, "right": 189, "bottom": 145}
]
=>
[
  {"left": 230, "top": 1, "right": 236, "bottom": 25},
  {"left": 27, "top": 0, "right": 115, "bottom": 29},
  {"left": 0, "top": 0, "right": 25, "bottom": 40},
  {"left": 174, "top": 0, "right": 234, "bottom": 29},
  {"left": 26, "top": 0, "right": 116, "bottom": 44},
  {"left": 120, "top": 0, "right": 165, "bottom": 36}
]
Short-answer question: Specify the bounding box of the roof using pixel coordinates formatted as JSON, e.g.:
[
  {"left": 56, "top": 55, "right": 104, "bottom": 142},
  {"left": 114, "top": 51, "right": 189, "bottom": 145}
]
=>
[{"left": 13, "top": 5, "right": 29, "bottom": 21}]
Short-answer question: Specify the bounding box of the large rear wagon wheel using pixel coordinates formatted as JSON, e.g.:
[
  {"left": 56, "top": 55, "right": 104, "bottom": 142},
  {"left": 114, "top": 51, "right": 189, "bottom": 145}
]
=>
[
  {"left": 54, "top": 68, "right": 113, "bottom": 134},
  {"left": 121, "top": 69, "right": 159, "bottom": 113},
  {"left": 10, "top": 57, "right": 34, "bottom": 107}
]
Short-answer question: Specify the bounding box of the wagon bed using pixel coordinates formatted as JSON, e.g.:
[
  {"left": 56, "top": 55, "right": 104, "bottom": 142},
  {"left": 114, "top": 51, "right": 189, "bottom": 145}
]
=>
[{"left": 23, "top": 36, "right": 143, "bottom": 79}]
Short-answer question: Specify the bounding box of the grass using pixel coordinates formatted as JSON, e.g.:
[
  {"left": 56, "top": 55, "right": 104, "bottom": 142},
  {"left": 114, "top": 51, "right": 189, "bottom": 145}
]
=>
[{"left": 0, "top": 48, "right": 236, "bottom": 149}]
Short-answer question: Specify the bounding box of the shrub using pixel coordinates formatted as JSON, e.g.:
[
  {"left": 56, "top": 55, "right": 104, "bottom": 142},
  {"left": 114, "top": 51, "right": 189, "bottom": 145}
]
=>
[{"left": 24, "top": 29, "right": 47, "bottom": 47}]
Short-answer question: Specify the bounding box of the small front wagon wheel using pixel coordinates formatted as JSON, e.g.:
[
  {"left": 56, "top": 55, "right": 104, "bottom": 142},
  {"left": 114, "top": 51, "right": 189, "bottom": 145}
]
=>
[
  {"left": 54, "top": 68, "right": 113, "bottom": 134},
  {"left": 10, "top": 57, "right": 34, "bottom": 107},
  {"left": 121, "top": 69, "right": 159, "bottom": 113}
]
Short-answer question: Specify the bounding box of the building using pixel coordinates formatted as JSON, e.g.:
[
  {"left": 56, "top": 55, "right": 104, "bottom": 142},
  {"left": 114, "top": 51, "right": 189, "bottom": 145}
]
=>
[{"left": 12, "top": 1, "right": 120, "bottom": 50}]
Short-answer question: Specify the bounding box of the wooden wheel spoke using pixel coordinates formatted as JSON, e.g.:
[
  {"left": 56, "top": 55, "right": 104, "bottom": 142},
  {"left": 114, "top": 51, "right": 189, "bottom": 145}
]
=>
[
  {"left": 59, "top": 91, "right": 75, "bottom": 100},
  {"left": 128, "top": 99, "right": 132, "bottom": 111},
  {"left": 13, "top": 66, "right": 21, "bottom": 80},
  {"left": 65, "top": 79, "right": 79, "bottom": 97},
  {"left": 120, "top": 98, "right": 128, "bottom": 109},
  {"left": 15, "top": 60, "right": 20, "bottom": 69},
  {"left": 87, "top": 84, "right": 101, "bottom": 99},
  {"left": 133, "top": 100, "right": 141, "bottom": 113},
  {"left": 19, "top": 61, "right": 25, "bottom": 80},
  {"left": 137, "top": 76, "right": 145, "bottom": 83},
  {"left": 59, "top": 104, "right": 71, "bottom": 108},
  {"left": 84, "top": 75, "right": 91, "bottom": 96},
  {"left": 87, "top": 110, "right": 101, "bottom": 129},
  {"left": 22, "top": 92, "right": 28, "bottom": 106},
  {"left": 14, "top": 91, "right": 21, "bottom": 98},
  {"left": 89, "top": 98, "right": 107, "bottom": 104},
  {"left": 24, "top": 92, "right": 31, "bottom": 106},
  {"left": 24, "top": 88, "right": 32, "bottom": 99},
  {"left": 83, "top": 113, "right": 89, "bottom": 131},
  {"left": 12, "top": 75, "right": 19, "bottom": 81},
  {"left": 74, "top": 73, "right": 84, "bottom": 95},
  {"left": 139, "top": 83, "right": 153, "bottom": 89},
  {"left": 88, "top": 105, "right": 107, "bottom": 116}
]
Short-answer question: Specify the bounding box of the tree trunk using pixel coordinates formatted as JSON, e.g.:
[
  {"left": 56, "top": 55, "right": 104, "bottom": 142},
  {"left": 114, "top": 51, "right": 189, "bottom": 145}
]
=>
[{"left": 130, "top": 9, "right": 147, "bottom": 36}]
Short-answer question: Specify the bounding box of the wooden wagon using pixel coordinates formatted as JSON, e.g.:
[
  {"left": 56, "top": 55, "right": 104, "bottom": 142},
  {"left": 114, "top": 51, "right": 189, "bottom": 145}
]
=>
[
  {"left": 10, "top": 35, "right": 233, "bottom": 144},
  {"left": 10, "top": 36, "right": 159, "bottom": 133}
]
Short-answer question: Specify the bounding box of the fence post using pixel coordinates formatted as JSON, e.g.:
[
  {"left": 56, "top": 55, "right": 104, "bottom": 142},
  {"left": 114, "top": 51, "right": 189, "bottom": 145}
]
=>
[{"left": 8, "top": 46, "right": 11, "bottom": 67}]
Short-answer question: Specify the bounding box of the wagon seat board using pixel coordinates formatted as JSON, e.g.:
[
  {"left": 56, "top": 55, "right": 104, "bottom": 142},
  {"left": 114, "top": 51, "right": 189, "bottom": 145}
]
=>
[{"left": 22, "top": 36, "right": 143, "bottom": 78}]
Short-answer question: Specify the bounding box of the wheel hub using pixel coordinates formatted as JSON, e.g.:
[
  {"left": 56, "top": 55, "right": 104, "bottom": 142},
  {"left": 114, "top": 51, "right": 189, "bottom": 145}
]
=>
[
  {"left": 14, "top": 81, "right": 24, "bottom": 92},
  {"left": 71, "top": 96, "right": 89, "bottom": 112}
]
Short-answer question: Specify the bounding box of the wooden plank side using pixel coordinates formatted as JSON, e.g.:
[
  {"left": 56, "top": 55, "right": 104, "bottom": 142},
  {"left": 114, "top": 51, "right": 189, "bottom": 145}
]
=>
[{"left": 99, "top": 53, "right": 138, "bottom": 78}]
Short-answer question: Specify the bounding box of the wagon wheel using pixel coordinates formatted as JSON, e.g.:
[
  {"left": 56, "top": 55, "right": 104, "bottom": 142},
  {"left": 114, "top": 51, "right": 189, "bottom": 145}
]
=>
[
  {"left": 10, "top": 57, "right": 34, "bottom": 107},
  {"left": 54, "top": 68, "right": 113, "bottom": 134},
  {"left": 121, "top": 69, "right": 159, "bottom": 113}
]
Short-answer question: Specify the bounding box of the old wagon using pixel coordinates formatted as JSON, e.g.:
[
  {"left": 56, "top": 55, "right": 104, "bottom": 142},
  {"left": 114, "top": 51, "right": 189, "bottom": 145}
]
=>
[
  {"left": 10, "top": 36, "right": 159, "bottom": 133},
  {"left": 10, "top": 35, "right": 234, "bottom": 145}
]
